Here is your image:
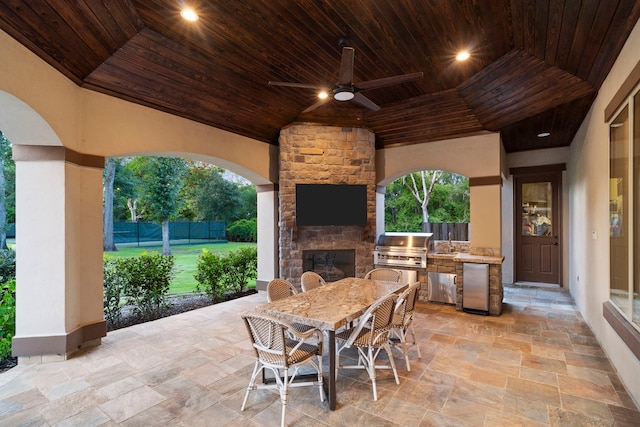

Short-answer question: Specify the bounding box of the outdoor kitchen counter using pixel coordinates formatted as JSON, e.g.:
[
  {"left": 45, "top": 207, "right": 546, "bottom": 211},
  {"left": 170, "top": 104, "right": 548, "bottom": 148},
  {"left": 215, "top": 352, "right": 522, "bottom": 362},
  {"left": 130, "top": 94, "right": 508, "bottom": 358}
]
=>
[
  {"left": 427, "top": 252, "right": 504, "bottom": 264},
  {"left": 427, "top": 251, "right": 504, "bottom": 315}
]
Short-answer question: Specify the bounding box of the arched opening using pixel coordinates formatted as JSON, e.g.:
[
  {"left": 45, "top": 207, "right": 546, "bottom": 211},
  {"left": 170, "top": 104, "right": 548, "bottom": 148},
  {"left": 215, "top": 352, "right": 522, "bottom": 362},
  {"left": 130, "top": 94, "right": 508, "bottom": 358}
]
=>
[{"left": 383, "top": 169, "right": 470, "bottom": 241}]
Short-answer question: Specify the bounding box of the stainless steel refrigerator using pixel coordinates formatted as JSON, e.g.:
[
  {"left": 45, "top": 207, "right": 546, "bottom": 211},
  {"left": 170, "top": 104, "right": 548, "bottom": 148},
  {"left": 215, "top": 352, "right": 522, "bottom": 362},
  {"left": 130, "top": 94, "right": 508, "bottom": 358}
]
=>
[{"left": 462, "top": 263, "right": 489, "bottom": 314}]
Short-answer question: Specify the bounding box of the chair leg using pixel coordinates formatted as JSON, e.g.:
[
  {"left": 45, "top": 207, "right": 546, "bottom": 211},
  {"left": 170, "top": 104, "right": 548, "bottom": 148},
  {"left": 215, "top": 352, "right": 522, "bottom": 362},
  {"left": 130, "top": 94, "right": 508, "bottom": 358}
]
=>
[
  {"left": 401, "top": 338, "right": 411, "bottom": 371},
  {"left": 241, "top": 360, "right": 262, "bottom": 411},
  {"left": 409, "top": 324, "right": 422, "bottom": 359},
  {"left": 383, "top": 343, "right": 400, "bottom": 385},
  {"left": 366, "top": 346, "right": 378, "bottom": 401},
  {"left": 280, "top": 367, "right": 289, "bottom": 427},
  {"left": 317, "top": 355, "right": 325, "bottom": 402}
]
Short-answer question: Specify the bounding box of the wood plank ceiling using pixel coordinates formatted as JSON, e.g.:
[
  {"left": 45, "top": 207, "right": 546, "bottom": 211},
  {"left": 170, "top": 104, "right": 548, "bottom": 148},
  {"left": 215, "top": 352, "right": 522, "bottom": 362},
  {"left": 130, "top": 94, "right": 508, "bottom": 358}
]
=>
[{"left": 0, "top": 0, "right": 638, "bottom": 153}]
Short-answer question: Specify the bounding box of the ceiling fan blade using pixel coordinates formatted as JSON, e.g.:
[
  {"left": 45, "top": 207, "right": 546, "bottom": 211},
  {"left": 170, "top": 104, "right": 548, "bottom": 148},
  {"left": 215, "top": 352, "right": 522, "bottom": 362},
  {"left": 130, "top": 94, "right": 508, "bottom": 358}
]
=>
[
  {"left": 268, "top": 81, "right": 325, "bottom": 90},
  {"left": 354, "top": 72, "right": 424, "bottom": 91},
  {"left": 352, "top": 93, "right": 380, "bottom": 111},
  {"left": 337, "top": 47, "right": 355, "bottom": 85},
  {"left": 302, "top": 98, "right": 330, "bottom": 113}
]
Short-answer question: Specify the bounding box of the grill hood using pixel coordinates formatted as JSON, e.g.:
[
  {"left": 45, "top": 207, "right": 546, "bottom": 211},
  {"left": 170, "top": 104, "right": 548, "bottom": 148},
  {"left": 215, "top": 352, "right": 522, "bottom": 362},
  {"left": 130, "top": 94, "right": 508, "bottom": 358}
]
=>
[
  {"left": 375, "top": 232, "right": 434, "bottom": 250},
  {"left": 374, "top": 232, "right": 434, "bottom": 269}
]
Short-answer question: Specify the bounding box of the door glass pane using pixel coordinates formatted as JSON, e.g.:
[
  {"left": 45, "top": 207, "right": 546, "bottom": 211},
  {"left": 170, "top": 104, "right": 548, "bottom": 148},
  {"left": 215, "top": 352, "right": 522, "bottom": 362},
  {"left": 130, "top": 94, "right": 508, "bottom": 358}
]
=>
[
  {"left": 610, "top": 106, "right": 629, "bottom": 312},
  {"left": 521, "top": 182, "right": 552, "bottom": 236}
]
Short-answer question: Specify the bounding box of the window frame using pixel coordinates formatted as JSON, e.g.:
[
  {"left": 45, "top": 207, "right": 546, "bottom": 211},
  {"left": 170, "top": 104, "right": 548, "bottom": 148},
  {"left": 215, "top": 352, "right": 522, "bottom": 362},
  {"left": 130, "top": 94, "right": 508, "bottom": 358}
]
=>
[{"left": 608, "top": 81, "right": 640, "bottom": 337}]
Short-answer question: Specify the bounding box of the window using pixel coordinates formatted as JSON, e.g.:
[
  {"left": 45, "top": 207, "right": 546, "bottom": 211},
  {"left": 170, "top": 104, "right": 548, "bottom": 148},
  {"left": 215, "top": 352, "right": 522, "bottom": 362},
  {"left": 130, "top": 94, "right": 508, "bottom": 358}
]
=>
[{"left": 609, "top": 89, "right": 640, "bottom": 330}]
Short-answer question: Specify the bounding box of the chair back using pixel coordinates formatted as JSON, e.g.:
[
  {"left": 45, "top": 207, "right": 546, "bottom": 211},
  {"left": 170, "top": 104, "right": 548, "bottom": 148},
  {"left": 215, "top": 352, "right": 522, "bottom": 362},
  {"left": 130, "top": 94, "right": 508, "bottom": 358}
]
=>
[
  {"left": 267, "top": 279, "right": 297, "bottom": 302},
  {"left": 346, "top": 293, "right": 397, "bottom": 347},
  {"left": 301, "top": 271, "right": 326, "bottom": 292},
  {"left": 394, "top": 282, "right": 420, "bottom": 326},
  {"left": 242, "top": 313, "right": 288, "bottom": 367},
  {"left": 364, "top": 268, "right": 402, "bottom": 283}
]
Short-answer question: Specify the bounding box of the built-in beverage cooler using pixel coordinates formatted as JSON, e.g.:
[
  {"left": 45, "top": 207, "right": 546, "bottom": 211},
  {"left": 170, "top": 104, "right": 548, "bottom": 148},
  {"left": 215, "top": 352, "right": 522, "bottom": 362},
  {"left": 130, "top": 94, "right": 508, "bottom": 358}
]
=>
[{"left": 462, "top": 263, "right": 489, "bottom": 315}]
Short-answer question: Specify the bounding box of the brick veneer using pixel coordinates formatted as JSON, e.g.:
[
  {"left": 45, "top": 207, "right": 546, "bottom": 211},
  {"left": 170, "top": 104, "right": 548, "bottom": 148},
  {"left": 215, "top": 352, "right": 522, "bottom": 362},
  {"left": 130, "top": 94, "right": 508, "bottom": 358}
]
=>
[{"left": 278, "top": 124, "right": 376, "bottom": 288}]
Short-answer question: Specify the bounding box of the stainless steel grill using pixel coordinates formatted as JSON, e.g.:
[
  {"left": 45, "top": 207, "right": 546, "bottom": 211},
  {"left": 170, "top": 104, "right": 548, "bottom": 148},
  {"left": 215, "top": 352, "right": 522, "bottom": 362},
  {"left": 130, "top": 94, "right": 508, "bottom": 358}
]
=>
[{"left": 373, "top": 232, "right": 434, "bottom": 269}]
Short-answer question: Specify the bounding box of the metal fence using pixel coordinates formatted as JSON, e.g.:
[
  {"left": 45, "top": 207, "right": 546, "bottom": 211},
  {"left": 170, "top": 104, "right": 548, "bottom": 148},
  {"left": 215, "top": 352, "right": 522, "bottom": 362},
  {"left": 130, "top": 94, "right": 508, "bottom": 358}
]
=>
[{"left": 113, "top": 221, "right": 226, "bottom": 245}]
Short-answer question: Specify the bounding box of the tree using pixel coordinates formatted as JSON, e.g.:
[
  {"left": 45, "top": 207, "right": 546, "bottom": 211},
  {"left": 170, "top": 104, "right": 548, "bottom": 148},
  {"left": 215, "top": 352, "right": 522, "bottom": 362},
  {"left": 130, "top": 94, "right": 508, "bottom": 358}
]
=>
[
  {"left": 181, "top": 163, "right": 247, "bottom": 223},
  {"left": 403, "top": 170, "right": 443, "bottom": 232},
  {"left": 112, "top": 159, "right": 141, "bottom": 222},
  {"left": 131, "top": 156, "right": 187, "bottom": 255},
  {"left": 0, "top": 132, "right": 14, "bottom": 250},
  {"left": 385, "top": 170, "right": 469, "bottom": 232},
  {"left": 103, "top": 158, "right": 117, "bottom": 251}
]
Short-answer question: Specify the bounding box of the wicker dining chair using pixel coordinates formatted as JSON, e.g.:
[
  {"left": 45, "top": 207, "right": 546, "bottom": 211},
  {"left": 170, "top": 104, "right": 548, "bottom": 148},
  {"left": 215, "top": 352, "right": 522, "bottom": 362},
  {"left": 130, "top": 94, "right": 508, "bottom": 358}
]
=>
[
  {"left": 267, "top": 279, "right": 297, "bottom": 302},
  {"left": 241, "top": 313, "right": 324, "bottom": 427},
  {"left": 266, "top": 278, "right": 314, "bottom": 333},
  {"left": 389, "top": 281, "right": 422, "bottom": 371},
  {"left": 300, "top": 271, "right": 326, "bottom": 292},
  {"left": 363, "top": 267, "right": 403, "bottom": 282},
  {"left": 335, "top": 293, "right": 400, "bottom": 401}
]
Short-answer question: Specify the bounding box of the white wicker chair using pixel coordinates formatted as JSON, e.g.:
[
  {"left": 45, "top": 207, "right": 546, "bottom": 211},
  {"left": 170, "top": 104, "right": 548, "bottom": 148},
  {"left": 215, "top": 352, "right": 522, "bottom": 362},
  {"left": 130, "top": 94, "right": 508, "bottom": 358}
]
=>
[
  {"left": 266, "top": 278, "right": 313, "bottom": 333},
  {"left": 241, "top": 313, "right": 324, "bottom": 427},
  {"left": 300, "top": 271, "right": 326, "bottom": 292},
  {"left": 389, "top": 281, "right": 422, "bottom": 370},
  {"left": 363, "top": 268, "right": 402, "bottom": 282},
  {"left": 335, "top": 293, "right": 400, "bottom": 401},
  {"left": 267, "top": 279, "right": 297, "bottom": 302}
]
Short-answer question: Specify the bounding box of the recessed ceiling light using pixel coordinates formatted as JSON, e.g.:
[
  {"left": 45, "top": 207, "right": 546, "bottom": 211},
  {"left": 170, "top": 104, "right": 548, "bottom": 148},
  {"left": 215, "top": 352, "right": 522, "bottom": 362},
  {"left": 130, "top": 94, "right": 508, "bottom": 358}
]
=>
[
  {"left": 537, "top": 132, "right": 551, "bottom": 138},
  {"left": 180, "top": 7, "right": 199, "bottom": 22},
  {"left": 456, "top": 51, "right": 470, "bottom": 61},
  {"left": 318, "top": 91, "right": 328, "bottom": 99}
]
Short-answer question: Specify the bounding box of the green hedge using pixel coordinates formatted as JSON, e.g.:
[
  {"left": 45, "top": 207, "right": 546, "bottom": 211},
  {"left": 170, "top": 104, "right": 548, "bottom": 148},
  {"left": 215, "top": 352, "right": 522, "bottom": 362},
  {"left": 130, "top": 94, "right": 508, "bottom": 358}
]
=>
[
  {"left": 0, "top": 280, "right": 16, "bottom": 359},
  {"left": 103, "top": 252, "right": 175, "bottom": 327},
  {"left": 195, "top": 246, "right": 257, "bottom": 301}
]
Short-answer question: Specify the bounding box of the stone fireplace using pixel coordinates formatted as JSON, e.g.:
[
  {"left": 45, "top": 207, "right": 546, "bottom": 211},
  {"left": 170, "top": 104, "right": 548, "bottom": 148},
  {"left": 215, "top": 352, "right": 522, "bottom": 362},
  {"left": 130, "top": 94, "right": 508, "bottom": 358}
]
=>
[{"left": 278, "top": 124, "right": 376, "bottom": 288}]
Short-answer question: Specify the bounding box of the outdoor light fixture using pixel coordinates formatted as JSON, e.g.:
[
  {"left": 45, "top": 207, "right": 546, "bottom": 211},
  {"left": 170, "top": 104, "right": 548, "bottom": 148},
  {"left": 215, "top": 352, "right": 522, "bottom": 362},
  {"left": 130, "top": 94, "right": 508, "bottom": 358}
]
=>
[
  {"left": 456, "top": 50, "right": 470, "bottom": 61},
  {"left": 180, "top": 7, "right": 199, "bottom": 22}
]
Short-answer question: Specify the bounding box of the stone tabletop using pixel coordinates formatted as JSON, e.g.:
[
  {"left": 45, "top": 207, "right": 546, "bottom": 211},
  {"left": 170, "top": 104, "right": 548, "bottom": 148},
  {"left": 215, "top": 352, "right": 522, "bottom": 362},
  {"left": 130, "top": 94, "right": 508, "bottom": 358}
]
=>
[{"left": 254, "top": 277, "right": 408, "bottom": 331}]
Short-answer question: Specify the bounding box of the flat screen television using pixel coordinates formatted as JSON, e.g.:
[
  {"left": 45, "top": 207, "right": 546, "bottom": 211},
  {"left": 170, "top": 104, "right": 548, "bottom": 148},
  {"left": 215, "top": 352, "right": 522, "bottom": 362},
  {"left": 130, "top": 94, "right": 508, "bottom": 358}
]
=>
[{"left": 295, "top": 184, "right": 368, "bottom": 226}]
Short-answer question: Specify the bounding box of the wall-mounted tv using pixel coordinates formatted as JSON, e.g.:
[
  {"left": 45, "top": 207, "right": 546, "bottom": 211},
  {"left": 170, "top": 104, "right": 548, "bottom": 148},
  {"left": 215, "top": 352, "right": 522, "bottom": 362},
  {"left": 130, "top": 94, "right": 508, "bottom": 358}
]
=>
[{"left": 295, "top": 184, "right": 368, "bottom": 226}]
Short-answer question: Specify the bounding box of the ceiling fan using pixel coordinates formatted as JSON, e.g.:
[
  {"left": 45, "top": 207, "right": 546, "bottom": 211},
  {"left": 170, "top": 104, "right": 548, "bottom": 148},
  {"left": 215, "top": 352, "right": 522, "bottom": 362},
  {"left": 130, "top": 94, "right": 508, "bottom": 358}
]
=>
[{"left": 268, "top": 46, "right": 423, "bottom": 113}]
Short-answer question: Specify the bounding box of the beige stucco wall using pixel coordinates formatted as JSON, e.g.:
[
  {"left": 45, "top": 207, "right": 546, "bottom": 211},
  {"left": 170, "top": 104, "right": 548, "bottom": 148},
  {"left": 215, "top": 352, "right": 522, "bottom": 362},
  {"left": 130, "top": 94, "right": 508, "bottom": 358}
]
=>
[
  {"left": 567, "top": 17, "right": 640, "bottom": 406},
  {"left": 376, "top": 133, "right": 503, "bottom": 250}
]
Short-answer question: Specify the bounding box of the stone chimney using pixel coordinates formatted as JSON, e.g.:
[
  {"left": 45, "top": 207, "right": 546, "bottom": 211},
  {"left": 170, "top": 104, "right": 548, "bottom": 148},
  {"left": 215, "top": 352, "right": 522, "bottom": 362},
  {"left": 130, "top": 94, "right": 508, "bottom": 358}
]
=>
[{"left": 278, "top": 123, "right": 376, "bottom": 287}]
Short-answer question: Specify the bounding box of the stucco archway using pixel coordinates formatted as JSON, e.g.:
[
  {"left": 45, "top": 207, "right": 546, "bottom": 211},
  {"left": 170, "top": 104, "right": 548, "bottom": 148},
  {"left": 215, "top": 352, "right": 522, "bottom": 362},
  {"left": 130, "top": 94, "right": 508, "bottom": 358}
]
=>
[{"left": 1, "top": 82, "right": 280, "bottom": 360}]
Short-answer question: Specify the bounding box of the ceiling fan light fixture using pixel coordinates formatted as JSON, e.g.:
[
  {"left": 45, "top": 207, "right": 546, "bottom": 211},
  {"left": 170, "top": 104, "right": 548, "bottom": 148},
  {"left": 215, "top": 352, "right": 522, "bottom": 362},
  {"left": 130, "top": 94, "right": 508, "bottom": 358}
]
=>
[{"left": 334, "top": 90, "right": 354, "bottom": 101}]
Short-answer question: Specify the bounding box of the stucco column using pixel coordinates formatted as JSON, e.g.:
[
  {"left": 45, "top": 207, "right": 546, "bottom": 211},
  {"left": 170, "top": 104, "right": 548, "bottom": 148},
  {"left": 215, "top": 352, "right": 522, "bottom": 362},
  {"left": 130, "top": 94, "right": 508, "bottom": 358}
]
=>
[
  {"left": 11, "top": 145, "right": 106, "bottom": 362},
  {"left": 256, "top": 185, "right": 278, "bottom": 290},
  {"left": 375, "top": 186, "right": 386, "bottom": 238},
  {"left": 469, "top": 178, "right": 503, "bottom": 252}
]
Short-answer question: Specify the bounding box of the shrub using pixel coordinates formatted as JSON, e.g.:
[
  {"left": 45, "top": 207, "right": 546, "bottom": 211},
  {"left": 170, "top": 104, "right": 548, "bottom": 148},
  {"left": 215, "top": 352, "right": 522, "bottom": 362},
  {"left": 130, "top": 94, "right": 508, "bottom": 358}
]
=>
[
  {"left": 103, "top": 256, "right": 124, "bottom": 327},
  {"left": 227, "top": 218, "right": 257, "bottom": 242},
  {"left": 0, "top": 248, "right": 16, "bottom": 284},
  {"left": 226, "top": 246, "right": 258, "bottom": 294},
  {"left": 119, "top": 252, "right": 175, "bottom": 321},
  {"left": 194, "top": 249, "right": 232, "bottom": 302},
  {"left": 0, "top": 280, "right": 16, "bottom": 359}
]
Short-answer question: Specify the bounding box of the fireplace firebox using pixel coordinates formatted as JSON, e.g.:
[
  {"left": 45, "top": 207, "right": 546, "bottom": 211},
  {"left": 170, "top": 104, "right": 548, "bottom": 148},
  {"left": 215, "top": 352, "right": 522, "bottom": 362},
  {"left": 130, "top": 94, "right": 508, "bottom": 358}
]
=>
[{"left": 302, "top": 250, "right": 355, "bottom": 282}]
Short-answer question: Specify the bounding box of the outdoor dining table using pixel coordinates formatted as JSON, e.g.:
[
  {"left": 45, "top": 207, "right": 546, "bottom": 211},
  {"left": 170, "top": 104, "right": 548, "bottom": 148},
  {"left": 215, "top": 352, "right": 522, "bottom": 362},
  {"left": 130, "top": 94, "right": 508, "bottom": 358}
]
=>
[{"left": 254, "top": 276, "right": 408, "bottom": 410}]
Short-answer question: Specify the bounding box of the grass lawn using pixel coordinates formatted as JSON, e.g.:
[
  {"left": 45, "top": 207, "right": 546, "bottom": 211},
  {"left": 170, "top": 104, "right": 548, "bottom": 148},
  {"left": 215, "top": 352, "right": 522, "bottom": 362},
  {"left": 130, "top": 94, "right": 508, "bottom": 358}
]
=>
[{"left": 104, "top": 241, "right": 257, "bottom": 294}]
